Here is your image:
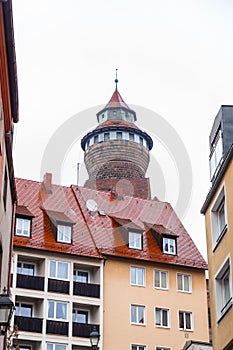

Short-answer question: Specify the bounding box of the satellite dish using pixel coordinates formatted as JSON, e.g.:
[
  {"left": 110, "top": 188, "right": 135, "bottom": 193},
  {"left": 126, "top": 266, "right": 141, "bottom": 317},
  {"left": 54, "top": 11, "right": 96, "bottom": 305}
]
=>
[{"left": 86, "top": 199, "right": 98, "bottom": 212}]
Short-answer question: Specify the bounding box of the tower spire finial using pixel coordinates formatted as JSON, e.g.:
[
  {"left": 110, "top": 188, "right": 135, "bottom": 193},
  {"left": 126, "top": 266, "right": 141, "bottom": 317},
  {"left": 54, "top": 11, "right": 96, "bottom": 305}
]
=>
[{"left": 115, "top": 68, "right": 118, "bottom": 90}]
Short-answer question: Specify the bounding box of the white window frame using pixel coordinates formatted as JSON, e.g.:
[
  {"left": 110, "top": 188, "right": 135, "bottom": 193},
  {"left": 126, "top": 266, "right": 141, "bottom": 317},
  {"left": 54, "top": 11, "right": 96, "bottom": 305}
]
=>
[
  {"left": 73, "top": 269, "right": 89, "bottom": 283},
  {"left": 131, "top": 345, "right": 146, "bottom": 350},
  {"left": 178, "top": 310, "right": 193, "bottom": 331},
  {"left": 177, "top": 273, "right": 192, "bottom": 293},
  {"left": 17, "top": 261, "right": 35, "bottom": 276},
  {"left": 57, "top": 224, "right": 72, "bottom": 243},
  {"left": 15, "top": 217, "right": 31, "bottom": 237},
  {"left": 47, "top": 300, "right": 68, "bottom": 321},
  {"left": 46, "top": 343, "right": 67, "bottom": 350},
  {"left": 163, "top": 237, "right": 176, "bottom": 255},
  {"left": 209, "top": 129, "right": 223, "bottom": 180},
  {"left": 49, "top": 260, "right": 69, "bottom": 280},
  {"left": 129, "top": 231, "right": 143, "bottom": 250},
  {"left": 154, "top": 269, "right": 168, "bottom": 290},
  {"left": 215, "top": 255, "right": 232, "bottom": 321},
  {"left": 131, "top": 304, "right": 146, "bottom": 325},
  {"left": 211, "top": 185, "right": 228, "bottom": 249},
  {"left": 72, "top": 308, "right": 89, "bottom": 323},
  {"left": 130, "top": 266, "right": 145, "bottom": 287},
  {"left": 15, "top": 302, "right": 33, "bottom": 317},
  {"left": 155, "top": 307, "right": 170, "bottom": 328}
]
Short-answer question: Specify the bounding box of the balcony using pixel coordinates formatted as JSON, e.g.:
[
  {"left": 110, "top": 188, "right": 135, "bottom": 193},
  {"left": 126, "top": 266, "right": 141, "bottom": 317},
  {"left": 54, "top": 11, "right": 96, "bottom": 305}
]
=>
[
  {"left": 46, "top": 320, "right": 69, "bottom": 335},
  {"left": 73, "top": 282, "right": 100, "bottom": 298},
  {"left": 48, "top": 278, "right": 70, "bottom": 294},
  {"left": 72, "top": 323, "right": 100, "bottom": 338},
  {"left": 16, "top": 274, "right": 44, "bottom": 291},
  {"left": 14, "top": 315, "right": 43, "bottom": 333}
]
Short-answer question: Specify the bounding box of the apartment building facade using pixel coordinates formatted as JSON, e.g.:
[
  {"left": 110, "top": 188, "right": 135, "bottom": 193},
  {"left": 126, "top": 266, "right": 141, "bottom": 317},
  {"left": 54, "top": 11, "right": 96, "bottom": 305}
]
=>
[
  {"left": 201, "top": 106, "right": 233, "bottom": 350},
  {"left": 11, "top": 86, "right": 210, "bottom": 350},
  {"left": 0, "top": 0, "right": 18, "bottom": 347}
]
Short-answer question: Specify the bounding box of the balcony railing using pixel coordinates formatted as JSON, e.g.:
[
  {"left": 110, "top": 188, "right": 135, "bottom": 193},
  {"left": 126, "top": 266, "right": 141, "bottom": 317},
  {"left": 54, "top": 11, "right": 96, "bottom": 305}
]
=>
[
  {"left": 46, "top": 320, "right": 69, "bottom": 335},
  {"left": 73, "top": 282, "right": 100, "bottom": 298},
  {"left": 14, "top": 315, "right": 43, "bottom": 333},
  {"left": 72, "top": 322, "right": 100, "bottom": 338},
  {"left": 48, "top": 278, "right": 70, "bottom": 294},
  {"left": 16, "top": 274, "right": 44, "bottom": 291}
]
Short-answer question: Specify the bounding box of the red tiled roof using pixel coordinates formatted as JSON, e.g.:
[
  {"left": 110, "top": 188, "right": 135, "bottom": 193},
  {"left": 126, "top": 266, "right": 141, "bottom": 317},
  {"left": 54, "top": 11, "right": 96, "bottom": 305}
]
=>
[
  {"left": 105, "top": 89, "right": 130, "bottom": 109},
  {"left": 16, "top": 205, "right": 34, "bottom": 217},
  {"left": 95, "top": 119, "right": 139, "bottom": 130},
  {"left": 14, "top": 178, "right": 207, "bottom": 269}
]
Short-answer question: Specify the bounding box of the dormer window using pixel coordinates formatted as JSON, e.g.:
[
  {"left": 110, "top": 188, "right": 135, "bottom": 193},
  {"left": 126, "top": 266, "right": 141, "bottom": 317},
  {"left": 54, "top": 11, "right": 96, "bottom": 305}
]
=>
[
  {"left": 129, "top": 231, "right": 143, "bottom": 250},
  {"left": 163, "top": 237, "right": 176, "bottom": 255},
  {"left": 15, "top": 218, "right": 31, "bottom": 237},
  {"left": 57, "top": 224, "right": 72, "bottom": 244}
]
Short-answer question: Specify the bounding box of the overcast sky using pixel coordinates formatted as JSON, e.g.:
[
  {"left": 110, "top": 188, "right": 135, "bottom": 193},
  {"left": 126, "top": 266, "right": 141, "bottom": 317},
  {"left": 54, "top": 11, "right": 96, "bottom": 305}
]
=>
[{"left": 11, "top": 0, "right": 233, "bottom": 259}]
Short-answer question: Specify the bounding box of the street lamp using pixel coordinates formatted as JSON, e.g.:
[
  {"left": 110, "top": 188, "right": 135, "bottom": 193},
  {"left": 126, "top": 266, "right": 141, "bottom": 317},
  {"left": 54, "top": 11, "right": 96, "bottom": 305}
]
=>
[
  {"left": 89, "top": 327, "right": 100, "bottom": 350},
  {"left": 0, "top": 287, "right": 14, "bottom": 335}
]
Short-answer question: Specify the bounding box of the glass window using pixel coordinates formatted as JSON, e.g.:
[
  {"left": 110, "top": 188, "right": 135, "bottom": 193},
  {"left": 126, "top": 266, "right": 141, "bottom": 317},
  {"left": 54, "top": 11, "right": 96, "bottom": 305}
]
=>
[
  {"left": 15, "top": 218, "right": 31, "bottom": 237},
  {"left": 47, "top": 343, "right": 67, "bottom": 350},
  {"left": 129, "top": 232, "right": 142, "bottom": 250},
  {"left": 154, "top": 270, "right": 168, "bottom": 289},
  {"left": 48, "top": 300, "right": 68, "bottom": 321},
  {"left": 139, "top": 137, "right": 143, "bottom": 145},
  {"left": 211, "top": 187, "right": 227, "bottom": 247},
  {"left": 131, "top": 305, "right": 145, "bottom": 325},
  {"left": 73, "top": 270, "right": 88, "bottom": 283},
  {"left": 116, "top": 131, "right": 122, "bottom": 140},
  {"left": 130, "top": 267, "right": 145, "bottom": 286},
  {"left": 104, "top": 133, "right": 110, "bottom": 141},
  {"left": 15, "top": 303, "right": 32, "bottom": 317},
  {"left": 94, "top": 135, "right": 99, "bottom": 143},
  {"left": 163, "top": 238, "right": 176, "bottom": 255},
  {"left": 179, "top": 311, "right": 192, "bottom": 330},
  {"left": 49, "top": 260, "right": 69, "bottom": 280},
  {"left": 17, "top": 262, "right": 35, "bottom": 276},
  {"left": 177, "top": 273, "right": 191, "bottom": 292},
  {"left": 129, "top": 133, "right": 135, "bottom": 141},
  {"left": 73, "top": 310, "right": 88, "bottom": 323},
  {"left": 215, "top": 257, "right": 232, "bottom": 320},
  {"left": 57, "top": 224, "right": 71, "bottom": 244},
  {"left": 132, "top": 345, "right": 146, "bottom": 350},
  {"left": 155, "top": 307, "right": 169, "bottom": 327},
  {"left": 209, "top": 130, "right": 223, "bottom": 180}
]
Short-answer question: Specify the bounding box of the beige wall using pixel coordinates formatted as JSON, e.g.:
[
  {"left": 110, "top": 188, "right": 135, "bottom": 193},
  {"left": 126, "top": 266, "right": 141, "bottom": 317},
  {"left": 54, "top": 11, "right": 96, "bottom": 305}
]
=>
[
  {"left": 103, "top": 258, "right": 209, "bottom": 350},
  {"left": 204, "top": 157, "right": 233, "bottom": 350}
]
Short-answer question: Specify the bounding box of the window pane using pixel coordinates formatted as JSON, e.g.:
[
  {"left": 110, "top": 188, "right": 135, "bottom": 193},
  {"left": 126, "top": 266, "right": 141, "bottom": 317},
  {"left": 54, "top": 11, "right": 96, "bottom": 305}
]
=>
[
  {"left": 154, "top": 271, "right": 160, "bottom": 288},
  {"left": 131, "top": 267, "right": 136, "bottom": 284},
  {"left": 177, "top": 274, "right": 182, "bottom": 290},
  {"left": 47, "top": 345, "right": 53, "bottom": 350},
  {"left": 131, "top": 305, "right": 136, "bottom": 323},
  {"left": 77, "top": 311, "right": 88, "bottom": 323},
  {"left": 223, "top": 273, "right": 230, "bottom": 304},
  {"left": 48, "top": 301, "right": 54, "bottom": 318},
  {"left": 179, "top": 312, "right": 184, "bottom": 328},
  {"left": 138, "top": 306, "right": 144, "bottom": 323},
  {"left": 183, "top": 275, "right": 190, "bottom": 291},
  {"left": 77, "top": 271, "right": 88, "bottom": 283},
  {"left": 218, "top": 201, "right": 225, "bottom": 233},
  {"left": 56, "top": 302, "right": 67, "bottom": 320},
  {"left": 161, "top": 272, "right": 167, "bottom": 288},
  {"left": 49, "top": 261, "right": 56, "bottom": 278},
  {"left": 56, "top": 345, "right": 66, "bottom": 350},
  {"left": 58, "top": 262, "right": 68, "bottom": 279},
  {"left": 162, "top": 310, "right": 168, "bottom": 326},
  {"left": 155, "top": 309, "right": 161, "bottom": 325},
  {"left": 21, "top": 304, "right": 32, "bottom": 317},
  {"left": 185, "top": 313, "right": 191, "bottom": 329},
  {"left": 138, "top": 268, "right": 144, "bottom": 285}
]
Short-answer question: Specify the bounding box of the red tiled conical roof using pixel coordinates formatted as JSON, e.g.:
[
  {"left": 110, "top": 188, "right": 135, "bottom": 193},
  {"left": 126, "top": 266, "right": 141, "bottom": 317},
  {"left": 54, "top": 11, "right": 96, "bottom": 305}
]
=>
[{"left": 105, "top": 89, "right": 130, "bottom": 109}]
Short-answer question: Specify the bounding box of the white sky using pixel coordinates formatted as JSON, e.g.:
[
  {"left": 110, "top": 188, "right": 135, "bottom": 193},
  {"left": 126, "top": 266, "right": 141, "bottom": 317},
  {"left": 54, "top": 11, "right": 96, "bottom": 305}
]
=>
[{"left": 11, "top": 0, "right": 233, "bottom": 259}]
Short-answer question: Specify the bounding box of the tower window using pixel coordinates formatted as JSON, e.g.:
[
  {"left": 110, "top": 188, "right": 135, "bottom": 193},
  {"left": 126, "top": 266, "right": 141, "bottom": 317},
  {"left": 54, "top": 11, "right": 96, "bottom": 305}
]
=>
[
  {"left": 94, "top": 135, "right": 99, "bottom": 143},
  {"left": 104, "top": 133, "right": 110, "bottom": 141},
  {"left": 117, "top": 132, "right": 122, "bottom": 140},
  {"left": 139, "top": 137, "right": 143, "bottom": 145},
  {"left": 129, "top": 133, "right": 135, "bottom": 141}
]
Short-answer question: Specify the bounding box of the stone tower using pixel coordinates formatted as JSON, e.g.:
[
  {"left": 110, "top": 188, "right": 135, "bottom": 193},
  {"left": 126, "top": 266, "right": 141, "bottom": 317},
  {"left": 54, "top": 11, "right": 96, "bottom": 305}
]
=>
[{"left": 81, "top": 80, "right": 153, "bottom": 199}]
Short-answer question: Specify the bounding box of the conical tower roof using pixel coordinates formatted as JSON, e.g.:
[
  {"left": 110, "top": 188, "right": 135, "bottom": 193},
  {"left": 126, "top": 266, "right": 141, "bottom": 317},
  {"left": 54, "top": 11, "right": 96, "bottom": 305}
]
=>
[{"left": 104, "top": 89, "right": 130, "bottom": 109}]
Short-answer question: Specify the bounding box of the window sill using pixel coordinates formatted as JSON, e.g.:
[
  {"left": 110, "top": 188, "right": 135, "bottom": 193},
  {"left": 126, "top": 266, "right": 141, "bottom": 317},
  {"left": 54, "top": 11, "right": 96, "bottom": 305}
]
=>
[
  {"left": 217, "top": 298, "right": 233, "bottom": 324},
  {"left": 131, "top": 323, "right": 146, "bottom": 326},
  {"left": 213, "top": 225, "right": 227, "bottom": 253},
  {"left": 177, "top": 290, "right": 192, "bottom": 294},
  {"left": 131, "top": 284, "right": 146, "bottom": 288},
  {"left": 154, "top": 287, "right": 169, "bottom": 291},
  {"left": 155, "top": 325, "right": 170, "bottom": 329},
  {"left": 179, "top": 329, "right": 193, "bottom": 332}
]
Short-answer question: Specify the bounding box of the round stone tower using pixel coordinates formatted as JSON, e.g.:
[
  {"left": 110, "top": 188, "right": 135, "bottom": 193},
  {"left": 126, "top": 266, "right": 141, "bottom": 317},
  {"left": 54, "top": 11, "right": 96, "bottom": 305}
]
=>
[{"left": 81, "top": 81, "right": 153, "bottom": 199}]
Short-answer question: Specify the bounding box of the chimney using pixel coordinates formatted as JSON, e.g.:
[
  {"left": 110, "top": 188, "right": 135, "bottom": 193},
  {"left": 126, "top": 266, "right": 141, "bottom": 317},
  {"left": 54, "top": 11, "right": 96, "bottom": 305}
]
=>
[{"left": 43, "top": 173, "right": 53, "bottom": 194}]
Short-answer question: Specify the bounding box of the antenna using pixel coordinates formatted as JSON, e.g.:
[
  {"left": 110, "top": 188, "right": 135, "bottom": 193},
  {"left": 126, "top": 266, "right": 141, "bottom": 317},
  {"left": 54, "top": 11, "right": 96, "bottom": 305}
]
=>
[{"left": 115, "top": 68, "right": 118, "bottom": 90}]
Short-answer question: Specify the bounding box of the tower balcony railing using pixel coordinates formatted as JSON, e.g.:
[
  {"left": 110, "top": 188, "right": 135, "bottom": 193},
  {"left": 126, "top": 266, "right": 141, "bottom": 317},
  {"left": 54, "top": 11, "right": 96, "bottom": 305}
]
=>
[
  {"left": 14, "top": 315, "right": 43, "bottom": 333},
  {"left": 72, "top": 322, "right": 100, "bottom": 338},
  {"left": 73, "top": 281, "right": 100, "bottom": 298},
  {"left": 16, "top": 274, "right": 45, "bottom": 291}
]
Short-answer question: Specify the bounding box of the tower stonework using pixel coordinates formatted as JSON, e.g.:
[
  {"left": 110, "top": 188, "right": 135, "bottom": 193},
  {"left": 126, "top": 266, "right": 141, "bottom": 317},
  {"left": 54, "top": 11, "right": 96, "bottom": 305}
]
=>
[{"left": 81, "top": 87, "right": 153, "bottom": 199}]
